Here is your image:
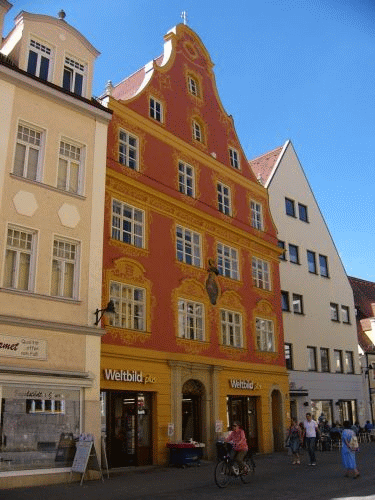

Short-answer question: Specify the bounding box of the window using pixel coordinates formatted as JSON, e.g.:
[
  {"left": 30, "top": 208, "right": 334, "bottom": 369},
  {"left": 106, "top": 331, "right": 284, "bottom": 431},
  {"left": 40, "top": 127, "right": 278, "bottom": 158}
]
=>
[
  {"left": 57, "top": 140, "right": 83, "bottom": 194},
  {"left": 149, "top": 97, "right": 163, "bottom": 122},
  {"left": 288, "top": 244, "right": 299, "bottom": 264},
  {"left": 176, "top": 226, "right": 201, "bottom": 267},
  {"left": 217, "top": 183, "right": 232, "bottom": 215},
  {"left": 178, "top": 161, "right": 195, "bottom": 197},
  {"left": 298, "top": 203, "right": 308, "bottom": 222},
  {"left": 307, "top": 250, "right": 317, "bottom": 273},
  {"left": 256, "top": 318, "right": 274, "bottom": 352},
  {"left": 252, "top": 257, "right": 270, "bottom": 290},
  {"left": 192, "top": 120, "right": 203, "bottom": 142},
  {"left": 221, "top": 309, "right": 243, "bottom": 348},
  {"left": 109, "top": 281, "right": 146, "bottom": 330},
  {"left": 292, "top": 293, "right": 303, "bottom": 314},
  {"left": 307, "top": 346, "right": 317, "bottom": 371},
  {"left": 112, "top": 199, "right": 144, "bottom": 248},
  {"left": 178, "top": 299, "right": 204, "bottom": 340},
  {"left": 320, "top": 348, "right": 330, "bottom": 372},
  {"left": 13, "top": 123, "right": 42, "bottom": 181},
  {"left": 344, "top": 351, "right": 354, "bottom": 374},
  {"left": 217, "top": 243, "right": 239, "bottom": 280},
  {"left": 26, "top": 398, "right": 65, "bottom": 414},
  {"left": 51, "top": 239, "right": 79, "bottom": 299},
  {"left": 285, "top": 198, "right": 295, "bottom": 217},
  {"left": 62, "top": 56, "right": 86, "bottom": 96},
  {"left": 278, "top": 240, "right": 286, "bottom": 260},
  {"left": 250, "top": 201, "right": 263, "bottom": 230},
  {"left": 119, "top": 129, "right": 138, "bottom": 170},
  {"left": 281, "top": 291, "right": 290, "bottom": 311},
  {"left": 319, "top": 254, "right": 329, "bottom": 277},
  {"left": 27, "top": 39, "right": 51, "bottom": 81},
  {"left": 4, "top": 227, "right": 36, "bottom": 291},
  {"left": 334, "top": 350, "right": 343, "bottom": 373},
  {"left": 188, "top": 76, "right": 199, "bottom": 97},
  {"left": 341, "top": 305, "right": 350, "bottom": 324},
  {"left": 229, "top": 148, "right": 240, "bottom": 169},
  {"left": 330, "top": 303, "right": 339, "bottom": 322},
  {"left": 285, "top": 343, "right": 293, "bottom": 370}
]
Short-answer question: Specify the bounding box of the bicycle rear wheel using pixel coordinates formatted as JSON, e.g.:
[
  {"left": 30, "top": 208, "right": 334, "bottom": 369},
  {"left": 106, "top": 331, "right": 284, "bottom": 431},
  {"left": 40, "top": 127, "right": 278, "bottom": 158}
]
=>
[
  {"left": 214, "top": 460, "right": 231, "bottom": 488},
  {"left": 240, "top": 457, "right": 255, "bottom": 484}
]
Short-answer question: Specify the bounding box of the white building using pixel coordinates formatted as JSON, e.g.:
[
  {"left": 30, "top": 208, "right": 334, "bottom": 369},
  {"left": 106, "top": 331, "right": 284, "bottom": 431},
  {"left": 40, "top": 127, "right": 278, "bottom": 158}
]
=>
[
  {"left": 250, "top": 140, "right": 364, "bottom": 426},
  {"left": 0, "top": 3, "right": 111, "bottom": 487}
]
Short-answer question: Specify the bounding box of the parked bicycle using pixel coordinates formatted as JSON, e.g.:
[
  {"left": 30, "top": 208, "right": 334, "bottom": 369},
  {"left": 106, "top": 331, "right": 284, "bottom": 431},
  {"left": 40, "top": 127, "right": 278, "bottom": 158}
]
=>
[{"left": 214, "top": 441, "right": 255, "bottom": 488}]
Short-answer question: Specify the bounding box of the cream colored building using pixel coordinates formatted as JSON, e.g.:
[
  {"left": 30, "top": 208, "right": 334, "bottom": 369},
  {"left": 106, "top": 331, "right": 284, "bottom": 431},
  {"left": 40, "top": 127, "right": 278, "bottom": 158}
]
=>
[
  {"left": 0, "top": 4, "right": 111, "bottom": 487},
  {"left": 250, "top": 140, "right": 364, "bottom": 426}
]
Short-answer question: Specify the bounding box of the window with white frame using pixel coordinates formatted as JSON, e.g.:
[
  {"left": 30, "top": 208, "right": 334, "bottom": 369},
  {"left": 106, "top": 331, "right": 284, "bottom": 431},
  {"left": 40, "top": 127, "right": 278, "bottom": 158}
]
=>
[
  {"left": 229, "top": 148, "right": 240, "bottom": 169},
  {"left": 192, "top": 120, "right": 203, "bottom": 142},
  {"left": 220, "top": 309, "right": 243, "bottom": 348},
  {"left": 149, "top": 97, "right": 163, "bottom": 122},
  {"left": 188, "top": 76, "right": 199, "bottom": 97},
  {"left": 256, "top": 317, "right": 274, "bottom": 352},
  {"left": 178, "top": 299, "right": 204, "bottom": 340},
  {"left": 13, "top": 123, "right": 42, "bottom": 181},
  {"left": 4, "top": 227, "right": 36, "bottom": 291},
  {"left": 51, "top": 239, "right": 79, "bottom": 299},
  {"left": 109, "top": 281, "right": 146, "bottom": 330},
  {"left": 176, "top": 226, "right": 201, "bottom": 267},
  {"left": 27, "top": 39, "right": 52, "bottom": 81},
  {"left": 250, "top": 200, "right": 263, "bottom": 230},
  {"left": 178, "top": 161, "right": 195, "bottom": 197},
  {"left": 292, "top": 293, "right": 304, "bottom": 314},
  {"left": 217, "top": 182, "right": 231, "bottom": 215},
  {"left": 118, "top": 129, "right": 138, "bottom": 170},
  {"left": 252, "top": 257, "right": 271, "bottom": 290},
  {"left": 217, "top": 243, "right": 239, "bottom": 280},
  {"left": 57, "top": 140, "right": 83, "bottom": 194},
  {"left": 62, "top": 55, "right": 86, "bottom": 96},
  {"left": 112, "top": 199, "right": 144, "bottom": 248}
]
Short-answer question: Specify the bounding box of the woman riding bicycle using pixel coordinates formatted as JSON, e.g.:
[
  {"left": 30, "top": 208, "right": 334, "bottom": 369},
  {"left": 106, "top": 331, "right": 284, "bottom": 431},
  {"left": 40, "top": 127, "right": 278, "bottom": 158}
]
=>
[{"left": 226, "top": 421, "right": 248, "bottom": 474}]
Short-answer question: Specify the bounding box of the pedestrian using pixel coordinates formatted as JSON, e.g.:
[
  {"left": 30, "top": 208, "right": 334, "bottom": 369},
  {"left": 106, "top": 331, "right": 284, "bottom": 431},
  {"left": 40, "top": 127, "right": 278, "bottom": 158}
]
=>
[
  {"left": 303, "top": 412, "right": 318, "bottom": 466},
  {"left": 341, "top": 420, "right": 360, "bottom": 478},
  {"left": 286, "top": 418, "right": 303, "bottom": 464},
  {"left": 225, "top": 421, "right": 248, "bottom": 475}
]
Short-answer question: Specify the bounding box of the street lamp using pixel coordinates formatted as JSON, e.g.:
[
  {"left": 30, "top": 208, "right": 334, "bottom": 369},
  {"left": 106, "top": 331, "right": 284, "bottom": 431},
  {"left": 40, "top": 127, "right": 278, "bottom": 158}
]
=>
[{"left": 94, "top": 300, "right": 116, "bottom": 326}]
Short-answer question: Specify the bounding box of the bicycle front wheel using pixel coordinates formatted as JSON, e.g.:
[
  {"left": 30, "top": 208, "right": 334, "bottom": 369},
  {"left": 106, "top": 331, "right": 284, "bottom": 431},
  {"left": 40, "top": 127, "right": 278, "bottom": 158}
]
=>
[
  {"left": 214, "top": 460, "right": 231, "bottom": 488},
  {"left": 240, "top": 457, "right": 255, "bottom": 484}
]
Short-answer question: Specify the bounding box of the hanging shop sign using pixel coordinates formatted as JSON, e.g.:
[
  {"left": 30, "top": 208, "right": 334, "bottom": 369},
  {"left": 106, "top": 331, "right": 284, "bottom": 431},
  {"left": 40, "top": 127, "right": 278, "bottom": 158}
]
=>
[
  {"left": 103, "top": 369, "right": 157, "bottom": 384},
  {"left": 229, "top": 379, "right": 261, "bottom": 390},
  {"left": 0, "top": 334, "right": 47, "bottom": 360}
]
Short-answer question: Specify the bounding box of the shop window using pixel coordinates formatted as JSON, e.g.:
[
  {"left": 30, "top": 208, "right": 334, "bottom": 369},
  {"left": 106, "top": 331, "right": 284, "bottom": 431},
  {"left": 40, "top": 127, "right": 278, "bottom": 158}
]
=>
[{"left": 0, "top": 386, "right": 80, "bottom": 471}]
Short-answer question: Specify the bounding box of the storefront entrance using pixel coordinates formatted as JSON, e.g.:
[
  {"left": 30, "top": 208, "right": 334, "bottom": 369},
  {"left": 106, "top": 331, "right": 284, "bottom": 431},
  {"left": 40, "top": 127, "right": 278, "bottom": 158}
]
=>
[
  {"left": 227, "top": 396, "right": 258, "bottom": 451},
  {"left": 101, "top": 391, "right": 152, "bottom": 468},
  {"left": 182, "top": 379, "right": 203, "bottom": 442}
]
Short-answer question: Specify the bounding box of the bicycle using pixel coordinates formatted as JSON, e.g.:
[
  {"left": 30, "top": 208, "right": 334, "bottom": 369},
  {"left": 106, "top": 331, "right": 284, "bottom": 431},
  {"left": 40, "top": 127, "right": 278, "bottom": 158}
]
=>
[{"left": 214, "top": 441, "right": 255, "bottom": 488}]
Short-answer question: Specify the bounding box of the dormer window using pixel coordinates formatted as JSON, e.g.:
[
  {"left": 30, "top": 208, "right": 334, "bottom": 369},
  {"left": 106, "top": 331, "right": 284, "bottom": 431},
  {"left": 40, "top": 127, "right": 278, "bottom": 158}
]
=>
[
  {"left": 188, "top": 76, "right": 199, "bottom": 97},
  {"left": 27, "top": 39, "right": 52, "bottom": 81},
  {"left": 63, "top": 56, "right": 86, "bottom": 96}
]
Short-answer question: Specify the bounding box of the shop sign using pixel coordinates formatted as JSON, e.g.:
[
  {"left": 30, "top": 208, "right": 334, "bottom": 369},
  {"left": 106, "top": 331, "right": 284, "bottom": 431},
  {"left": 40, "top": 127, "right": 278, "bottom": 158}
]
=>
[
  {"left": 103, "top": 369, "right": 156, "bottom": 384},
  {"left": 229, "top": 379, "right": 260, "bottom": 390},
  {"left": 0, "top": 334, "right": 47, "bottom": 360}
]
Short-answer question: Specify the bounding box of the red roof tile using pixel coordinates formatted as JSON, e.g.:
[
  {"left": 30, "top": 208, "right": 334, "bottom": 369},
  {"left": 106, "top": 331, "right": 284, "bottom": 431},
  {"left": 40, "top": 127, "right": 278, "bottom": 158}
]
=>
[
  {"left": 248, "top": 145, "right": 283, "bottom": 184},
  {"left": 112, "top": 54, "right": 164, "bottom": 101}
]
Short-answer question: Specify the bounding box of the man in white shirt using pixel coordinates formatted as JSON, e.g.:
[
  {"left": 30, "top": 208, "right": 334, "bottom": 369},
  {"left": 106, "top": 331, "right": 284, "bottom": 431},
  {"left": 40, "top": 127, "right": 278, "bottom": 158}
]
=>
[{"left": 303, "top": 413, "right": 318, "bottom": 465}]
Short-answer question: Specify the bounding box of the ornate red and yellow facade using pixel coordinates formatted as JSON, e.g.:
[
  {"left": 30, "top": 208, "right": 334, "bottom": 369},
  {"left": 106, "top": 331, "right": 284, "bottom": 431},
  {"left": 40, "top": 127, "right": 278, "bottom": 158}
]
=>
[{"left": 100, "top": 24, "right": 289, "bottom": 468}]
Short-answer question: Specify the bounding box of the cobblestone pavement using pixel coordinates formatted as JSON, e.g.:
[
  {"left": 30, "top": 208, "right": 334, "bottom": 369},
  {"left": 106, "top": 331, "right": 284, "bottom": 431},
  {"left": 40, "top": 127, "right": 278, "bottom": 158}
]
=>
[{"left": 2, "top": 443, "right": 375, "bottom": 500}]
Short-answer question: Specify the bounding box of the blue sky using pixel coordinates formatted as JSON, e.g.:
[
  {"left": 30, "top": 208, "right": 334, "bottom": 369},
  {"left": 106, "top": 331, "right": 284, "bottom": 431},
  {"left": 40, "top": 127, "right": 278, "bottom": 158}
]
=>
[{"left": 4, "top": 0, "right": 375, "bottom": 280}]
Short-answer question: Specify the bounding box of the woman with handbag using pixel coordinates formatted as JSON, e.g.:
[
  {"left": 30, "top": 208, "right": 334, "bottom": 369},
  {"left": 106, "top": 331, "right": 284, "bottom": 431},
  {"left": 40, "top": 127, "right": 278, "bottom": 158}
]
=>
[
  {"left": 341, "top": 420, "right": 360, "bottom": 478},
  {"left": 286, "top": 418, "right": 303, "bottom": 464}
]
